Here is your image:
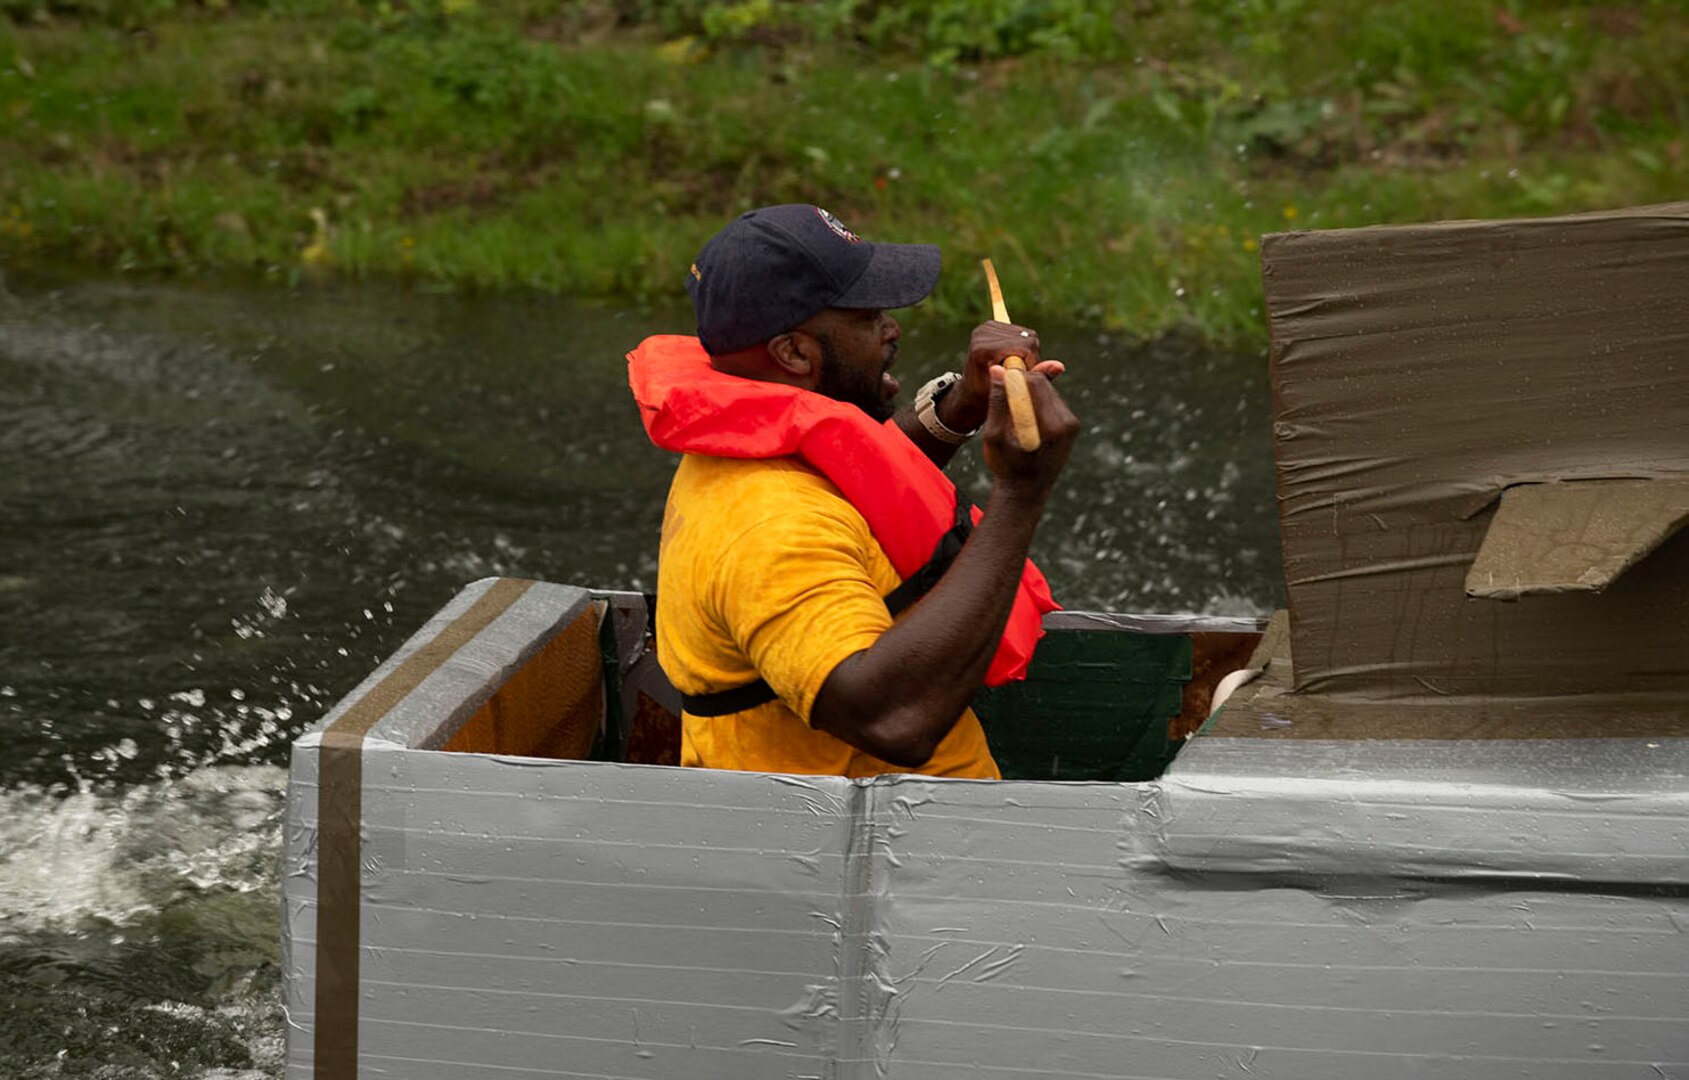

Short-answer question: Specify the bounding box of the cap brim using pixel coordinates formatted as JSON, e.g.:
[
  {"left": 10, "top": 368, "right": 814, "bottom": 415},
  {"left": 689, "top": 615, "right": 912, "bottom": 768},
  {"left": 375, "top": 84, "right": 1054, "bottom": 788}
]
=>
[{"left": 832, "top": 242, "right": 941, "bottom": 311}]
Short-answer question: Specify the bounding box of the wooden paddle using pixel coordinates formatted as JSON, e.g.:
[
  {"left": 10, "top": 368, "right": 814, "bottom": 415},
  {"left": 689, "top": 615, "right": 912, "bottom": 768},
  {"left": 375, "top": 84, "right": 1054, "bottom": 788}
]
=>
[{"left": 980, "top": 259, "right": 1041, "bottom": 450}]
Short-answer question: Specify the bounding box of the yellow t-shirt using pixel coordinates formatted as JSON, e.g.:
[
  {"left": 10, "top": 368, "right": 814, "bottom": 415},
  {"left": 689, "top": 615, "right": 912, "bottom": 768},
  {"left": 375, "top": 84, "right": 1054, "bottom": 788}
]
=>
[{"left": 655, "top": 453, "right": 1000, "bottom": 779}]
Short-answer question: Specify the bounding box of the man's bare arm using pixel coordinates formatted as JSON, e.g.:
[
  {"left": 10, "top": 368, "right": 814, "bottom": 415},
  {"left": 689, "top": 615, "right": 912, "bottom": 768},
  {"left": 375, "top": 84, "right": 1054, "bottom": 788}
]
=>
[{"left": 812, "top": 365, "right": 1079, "bottom": 768}]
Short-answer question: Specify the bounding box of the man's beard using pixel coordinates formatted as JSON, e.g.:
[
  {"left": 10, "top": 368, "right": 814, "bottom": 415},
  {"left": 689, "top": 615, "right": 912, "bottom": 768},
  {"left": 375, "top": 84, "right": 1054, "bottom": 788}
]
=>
[{"left": 814, "top": 332, "right": 896, "bottom": 423}]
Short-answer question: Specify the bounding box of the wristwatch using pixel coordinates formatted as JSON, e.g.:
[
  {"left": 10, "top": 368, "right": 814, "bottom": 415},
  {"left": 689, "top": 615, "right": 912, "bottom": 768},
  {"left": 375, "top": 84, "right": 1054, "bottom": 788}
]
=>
[{"left": 914, "top": 372, "right": 981, "bottom": 445}]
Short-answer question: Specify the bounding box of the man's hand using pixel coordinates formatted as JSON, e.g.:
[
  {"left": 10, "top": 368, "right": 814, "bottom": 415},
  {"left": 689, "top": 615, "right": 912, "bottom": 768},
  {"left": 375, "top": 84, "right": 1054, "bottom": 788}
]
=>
[
  {"left": 981, "top": 363, "right": 1080, "bottom": 504},
  {"left": 937, "top": 321, "right": 1065, "bottom": 435}
]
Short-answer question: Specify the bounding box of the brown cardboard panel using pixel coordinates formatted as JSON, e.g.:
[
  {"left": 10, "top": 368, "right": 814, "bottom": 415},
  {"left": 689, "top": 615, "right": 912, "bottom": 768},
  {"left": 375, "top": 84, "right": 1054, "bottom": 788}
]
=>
[
  {"left": 1466, "top": 478, "right": 1689, "bottom": 599},
  {"left": 1263, "top": 202, "right": 1689, "bottom": 699},
  {"left": 443, "top": 605, "right": 602, "bottom": 758}
]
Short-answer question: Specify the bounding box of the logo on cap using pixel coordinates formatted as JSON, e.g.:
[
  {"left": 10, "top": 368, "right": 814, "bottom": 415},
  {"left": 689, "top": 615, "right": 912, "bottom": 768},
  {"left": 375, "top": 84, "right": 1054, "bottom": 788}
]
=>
[{"left": 814, "top": 207, "right": 861, "bottom": 244}]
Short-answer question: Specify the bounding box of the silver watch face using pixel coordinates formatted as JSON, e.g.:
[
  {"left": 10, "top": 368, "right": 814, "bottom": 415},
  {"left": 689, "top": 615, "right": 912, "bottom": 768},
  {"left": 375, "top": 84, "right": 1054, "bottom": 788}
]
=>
[
  {"left": 917, "top": 373, "right": 955, "bottom": 410},
  {"left": 925, "top": 372, "right": 960, "bottom": 405},
  {"left": 917, "top": 373, "right": 974, "bottom": 442}
]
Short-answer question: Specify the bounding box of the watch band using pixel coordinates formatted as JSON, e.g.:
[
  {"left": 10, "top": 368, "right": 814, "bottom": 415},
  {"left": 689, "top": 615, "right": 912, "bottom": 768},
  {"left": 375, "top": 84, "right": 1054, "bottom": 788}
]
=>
[{"left": 914, "top": 372, "right": 980, "bottom": 444}]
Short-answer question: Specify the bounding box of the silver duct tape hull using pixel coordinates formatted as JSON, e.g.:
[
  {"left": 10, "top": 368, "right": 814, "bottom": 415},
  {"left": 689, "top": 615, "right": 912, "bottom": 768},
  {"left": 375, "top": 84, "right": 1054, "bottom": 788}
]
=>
[
  {"left": 283, "top": 742, "right": 1689, "bottom": 1078},
  {"left": 1161, "top": 736, "right": 1689, "bottom": 884},
  {"left": 283, "top": 748, "right": 857, "bottom": 1078}
]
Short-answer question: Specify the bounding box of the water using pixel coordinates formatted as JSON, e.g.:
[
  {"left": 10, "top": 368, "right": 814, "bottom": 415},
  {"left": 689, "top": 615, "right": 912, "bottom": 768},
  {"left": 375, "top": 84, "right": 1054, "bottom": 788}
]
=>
[{"left": 0, "top": 272, "right": 1282, "bottom": 1077}]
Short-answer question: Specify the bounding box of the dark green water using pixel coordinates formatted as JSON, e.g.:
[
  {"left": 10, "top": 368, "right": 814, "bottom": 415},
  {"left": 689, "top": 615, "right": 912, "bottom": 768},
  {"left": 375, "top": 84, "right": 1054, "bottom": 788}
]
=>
[{"left": 0, "top": 273, "right": 1281, "bottom": 1077}]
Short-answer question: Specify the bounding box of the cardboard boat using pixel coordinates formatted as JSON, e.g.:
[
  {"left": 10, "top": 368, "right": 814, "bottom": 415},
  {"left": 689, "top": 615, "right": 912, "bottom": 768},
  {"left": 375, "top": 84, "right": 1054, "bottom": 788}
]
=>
[{"left": 282, "top": 203, "right": 1689, "bottom": 1078}]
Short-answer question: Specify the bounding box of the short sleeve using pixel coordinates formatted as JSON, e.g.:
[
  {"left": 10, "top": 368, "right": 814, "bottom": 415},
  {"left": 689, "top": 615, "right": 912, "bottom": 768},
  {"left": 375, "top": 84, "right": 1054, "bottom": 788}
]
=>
[{"left": 711, "top": 502, "right": 893, "bottom": 725}]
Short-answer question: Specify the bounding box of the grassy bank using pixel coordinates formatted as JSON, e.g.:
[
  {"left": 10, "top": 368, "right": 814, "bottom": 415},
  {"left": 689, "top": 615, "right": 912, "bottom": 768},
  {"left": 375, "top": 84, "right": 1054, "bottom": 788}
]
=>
[{"left": 1, "top": 1, "right": 1684, "bottom": 346}]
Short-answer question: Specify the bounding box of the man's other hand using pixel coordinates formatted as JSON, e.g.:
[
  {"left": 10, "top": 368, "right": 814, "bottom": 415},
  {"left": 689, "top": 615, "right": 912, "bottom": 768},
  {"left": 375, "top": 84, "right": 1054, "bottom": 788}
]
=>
[{"left": 982, "top": 363, "right": 1079, "bottom": 504}]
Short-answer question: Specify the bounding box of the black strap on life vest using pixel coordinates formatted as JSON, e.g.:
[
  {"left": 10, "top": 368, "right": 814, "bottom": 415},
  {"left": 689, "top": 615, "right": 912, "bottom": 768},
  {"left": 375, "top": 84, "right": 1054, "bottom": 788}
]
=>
[{"left": 678, "top": 496, "right": 975, "bottom": 718}]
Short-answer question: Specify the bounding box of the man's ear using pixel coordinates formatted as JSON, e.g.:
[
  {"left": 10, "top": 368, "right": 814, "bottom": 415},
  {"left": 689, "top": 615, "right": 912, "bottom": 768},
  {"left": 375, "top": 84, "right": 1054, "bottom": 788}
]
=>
[{"left": 766, "top": 332, "right": 815, "bottom": 378}]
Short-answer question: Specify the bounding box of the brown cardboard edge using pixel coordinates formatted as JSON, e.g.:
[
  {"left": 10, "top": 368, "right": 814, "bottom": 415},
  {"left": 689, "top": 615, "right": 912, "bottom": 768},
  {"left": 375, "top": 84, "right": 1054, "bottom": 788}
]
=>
[
  {"left": 1209, "top": 608, "right": 1689, "bottom": 740},
  {"left": 1261, "top": 200, "right": 1689, "bottom": 254},
  {"left": 1210, "top": 691, "right": 1689, "bottom": 741},
  {"left": 1465, "top": 478, "right": 1689, "bottom": 599}
]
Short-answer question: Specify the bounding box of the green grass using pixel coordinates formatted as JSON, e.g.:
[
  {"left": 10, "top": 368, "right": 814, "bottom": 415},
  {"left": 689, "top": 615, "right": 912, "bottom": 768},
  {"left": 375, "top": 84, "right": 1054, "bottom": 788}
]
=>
[{"left": 1, "top": 1, "right": 1684, "bottom": 347}]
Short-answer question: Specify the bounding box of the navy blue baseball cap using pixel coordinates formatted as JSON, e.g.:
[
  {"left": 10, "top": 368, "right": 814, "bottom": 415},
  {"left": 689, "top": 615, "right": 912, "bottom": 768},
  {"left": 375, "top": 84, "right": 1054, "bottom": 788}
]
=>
[{"left": 686, "top": 205, "right": 941, "bottom": 354}]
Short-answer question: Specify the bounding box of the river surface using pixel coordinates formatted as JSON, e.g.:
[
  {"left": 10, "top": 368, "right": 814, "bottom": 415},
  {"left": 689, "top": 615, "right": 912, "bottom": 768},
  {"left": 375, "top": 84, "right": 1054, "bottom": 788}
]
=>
[{"left": 0, "top": 272, "right": 1282, "bottom": 1077}]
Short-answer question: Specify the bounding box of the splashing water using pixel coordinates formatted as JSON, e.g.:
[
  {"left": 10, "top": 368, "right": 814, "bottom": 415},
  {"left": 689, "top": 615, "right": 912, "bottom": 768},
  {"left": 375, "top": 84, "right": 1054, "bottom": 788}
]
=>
[
  {"left": 0, "top": 766, "right": 288, "bottom": 1078},
  {"left": 0, "top": 766, "right": 284, "bottom": 930}
]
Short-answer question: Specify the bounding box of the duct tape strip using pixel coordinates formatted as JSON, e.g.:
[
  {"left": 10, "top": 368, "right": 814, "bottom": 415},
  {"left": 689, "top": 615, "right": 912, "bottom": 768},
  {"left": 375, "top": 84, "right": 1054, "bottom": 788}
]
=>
[{"left": 313, "top": 577, "right": 537, "bottom": 1079}]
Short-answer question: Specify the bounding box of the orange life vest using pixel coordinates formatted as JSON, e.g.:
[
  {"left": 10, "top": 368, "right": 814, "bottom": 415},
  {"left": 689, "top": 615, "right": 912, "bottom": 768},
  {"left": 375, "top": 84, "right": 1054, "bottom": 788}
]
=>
[{"left": 627, "top": 334, "right": 1056, "bottom": 687}]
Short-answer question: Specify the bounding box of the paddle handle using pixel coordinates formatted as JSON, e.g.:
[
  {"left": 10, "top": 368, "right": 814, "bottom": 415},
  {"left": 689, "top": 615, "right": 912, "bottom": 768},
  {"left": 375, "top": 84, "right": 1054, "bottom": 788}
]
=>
[
  {"left": 981, "top": 259, "right": 1041, "bottom": 450},
  {"left": 1001, "top": 358, "right": 1041, "bottom": 450}
]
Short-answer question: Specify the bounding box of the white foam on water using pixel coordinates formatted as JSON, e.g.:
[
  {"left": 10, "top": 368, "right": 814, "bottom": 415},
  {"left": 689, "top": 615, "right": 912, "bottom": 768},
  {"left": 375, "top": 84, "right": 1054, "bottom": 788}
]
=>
[{"left": 0, "top": 764, "right": 286, "bottom": 932}]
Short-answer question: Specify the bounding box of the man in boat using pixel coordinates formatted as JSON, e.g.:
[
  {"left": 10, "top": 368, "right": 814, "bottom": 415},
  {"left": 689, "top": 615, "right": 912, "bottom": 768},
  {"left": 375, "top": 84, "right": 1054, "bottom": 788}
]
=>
[{"left": 628, "top": 205, "right": 1078, "bottom": 778}]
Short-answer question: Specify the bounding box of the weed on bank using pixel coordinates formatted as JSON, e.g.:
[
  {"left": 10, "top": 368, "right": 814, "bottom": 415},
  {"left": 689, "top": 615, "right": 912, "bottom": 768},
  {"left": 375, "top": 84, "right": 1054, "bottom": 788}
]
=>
[{"left": 0, "top": 1, "right": 1683, "bottom": 345}]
